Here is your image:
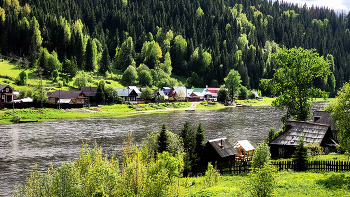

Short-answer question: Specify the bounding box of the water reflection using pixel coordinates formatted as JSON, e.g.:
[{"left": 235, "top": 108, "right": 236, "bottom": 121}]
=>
[{"left": 0, "top": 106, "right": 286, "bottom": 196}]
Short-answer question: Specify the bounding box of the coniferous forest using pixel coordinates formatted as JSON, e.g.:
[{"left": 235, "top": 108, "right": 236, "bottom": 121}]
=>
[{"left": 1, "top": 0, "right": 350, "bottom": 96}]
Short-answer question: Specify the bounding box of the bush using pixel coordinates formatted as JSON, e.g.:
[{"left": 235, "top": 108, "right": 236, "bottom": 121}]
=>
[
  {"left": 252, "top": 142, "right": 271, "bottom": 169},
  {"left": 203, "top": 163, "right": 220, "bottom": 188},
  {"left": 11, "top": 113, "right": 21, "bottom": 123},
  {"left": 57, "top": 81, "right": 63, "bottom": 88},
  {"left": 246, "top": 164, "right": 277, "bottom": 197},
  {"left": 307, "top": 142, "right": 324, "bottom": 157},
  {"left": 266, "top": 128, "right": 275, "bottom": 143}
]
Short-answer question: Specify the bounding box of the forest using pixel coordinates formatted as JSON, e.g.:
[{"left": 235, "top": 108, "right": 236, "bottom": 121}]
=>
[{"left": 0, "top": 0, "right": 350, "bottom": 96}]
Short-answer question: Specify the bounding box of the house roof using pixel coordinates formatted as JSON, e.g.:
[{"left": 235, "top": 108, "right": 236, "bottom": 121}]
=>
[
  {"left": 0, "top": 85, "right": 12, "bottom": 91},
  {"left": 193, "top": 88, "right": 205, "bottom": 94},
  {"left": 128, "top": 86, "right": 141, "bottom": 94},
  {"left": 81, "top": 86, "right": 98, "bottom": 97},
  {"left": 186, "top": 89, "right": 193, "bottom": 97},
  {"left": 234, "top": 140, "right": 255, "bottom": 151},
  {"left": 49, "top": 91, "right": 84, "bottom": 99},
  {"left": 313, "top": 111, "right": 335, "bottom": 130},
  {"left": 170, "top": 86, "right": 187, "bottom": 97},
  {"left": 252, "top": 91, "right": 259, "bottom": 98},
  {"left": 158, "top": 91, "right": 169, "bottom": 99},
  {"left": 118, "top": 88, "right": 138, "bottom": 97},
  {"left": 161, "top": 87, "right": 171, "bottom": 93},
  {"left": 207, "top": 138, "right": 238, "bottom": 158},
  {"left": 191, "top": 92, "right": 204, "bottom": 97},
  {"left": 206, "top": 88, "right": 220, "bottom": 93},
  {"left": 269, "top": 120, "right": 333, "bottom": 146}
]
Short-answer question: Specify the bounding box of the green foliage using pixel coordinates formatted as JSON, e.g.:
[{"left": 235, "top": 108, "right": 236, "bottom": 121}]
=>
[
  {"left": 261, "top": 47, "right": 331, "bottom": 121},
  {"left": 329, "top": 83, "right": 350, "bottom": 153},
  {"left": 16, "top": 70, "right": 27, "bottom": 85},
  {"left": 99, "top": 45, "right": 111, "bottom": 74},
  {"left": 307, "top": 142, "right": 324, "bottom": 157},
  {"left": 11, "top": 113, "right": 21, "bottom": 123},
  {"left": 143, "top": 127, "right": 184, "bottom": 156},
  {"left": 225, "top": 69, "right": 242, "bottom": 98},
  {"left": 122, "top": 65, "right": 138, "bottom": 85},
  {"left": 203, "top": 163, "right": 219, "bottom": 188},
  {"left": 238, "top": 85, "right": 248, "bottom": 99},
  {"left": 316, "top": 172, "right": 350, "bottom": 189},
  {"left": 292, "top": 137, "right": 308, "bottom": 171},
  {"left": 266, "top": 128, "right": 275, "bottom": 143},
  {"left": 217, "top": 86, "right": 227, "bottom": 102},
  {"left": 141, "top": 86, "right": 154, "bottom": 100},
  {"left": 195, "top": 123, "right": 205, "bottom": 166},
  {"left": 246, "top": 164, "right": 277, "bottom": 197},
  {"left": 73, "top": 71, "right": 92, "bottom": 89},
  {"left": 115, "top": 37, "right": 134, "bottom": 71},
  {"left": 139, "top": 69, "right": 153, "bottom": 87},
  {"left": 158, "top": 124, "right": 169, "bottom": 153},
  {"left": 52, "top": 69, "right": 59, "bottom": 82},
  {"left": 104, "top": 86, "right": 119, "bottom": 102},
  {"left": 57, "top": 81, "right": 63, "bottom": 88},
  {"left": 252, "top": 142, "right": 271, "bottom": 169},
  {"left": 94, "top": 80, "right": 105, "bottom": 103}
]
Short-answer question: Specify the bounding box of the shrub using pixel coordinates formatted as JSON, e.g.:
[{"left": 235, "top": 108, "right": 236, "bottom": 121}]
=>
[
  {"left": 307, "top": 142, "right": 324, "bottom": 157},
  {"left": 203, "top": 163, "right": 220, "bottom": 188},
  {"left": 57, "top": 81, "right": 63, "bottom": 88},
  {"left": 266, "top": 128, "right": 275, "bottom": 143},
  {"left": 11, "top": 113, "right": 21, "bottom": 123},
  {"left": 246, "top": 164, "right": 277, "bottom": 197},
  {"left": 252, "top": 142, "right": 271, "bottom": 169}
]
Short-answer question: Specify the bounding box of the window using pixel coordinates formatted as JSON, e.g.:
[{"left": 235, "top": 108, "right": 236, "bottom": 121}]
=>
[
  {"left": 278, "top": 148, "right": 285, "bottom": 157},
  {"left": 2, "top": 95, "right": 4, "bottom": 99},
  {"left": 6, "top": 88, "right": 9, "bottom": 92}
]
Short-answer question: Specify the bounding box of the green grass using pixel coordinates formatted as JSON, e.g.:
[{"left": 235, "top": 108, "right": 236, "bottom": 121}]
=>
[{"left": 182, "top": 171, "right": 350, "bottom": 197}]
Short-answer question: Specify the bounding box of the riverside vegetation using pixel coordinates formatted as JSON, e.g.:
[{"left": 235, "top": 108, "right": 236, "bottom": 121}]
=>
[{"left": 13, "top": 129, "right": 350, "bottom": 197}]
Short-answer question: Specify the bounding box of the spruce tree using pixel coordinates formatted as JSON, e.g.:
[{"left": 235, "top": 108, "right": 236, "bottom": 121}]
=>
[
  {"left": 292, "top": 137, "right": 308, "bottom": 171},
  {"left": 158, "top": 124, "right": 169, "bottom": 153}
]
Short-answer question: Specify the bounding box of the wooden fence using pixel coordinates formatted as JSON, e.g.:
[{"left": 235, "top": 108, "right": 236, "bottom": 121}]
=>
[
  {"left": 271, "top": 160, "right": 350, "bottom": 172},
  {"left": 191, "top": 160, "right": 350, "bottom": 176}
]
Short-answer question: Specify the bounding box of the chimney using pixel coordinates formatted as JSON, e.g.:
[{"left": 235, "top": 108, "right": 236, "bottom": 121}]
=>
[{"left": 220, "top": 139, "right": 224, "bottom": 149}]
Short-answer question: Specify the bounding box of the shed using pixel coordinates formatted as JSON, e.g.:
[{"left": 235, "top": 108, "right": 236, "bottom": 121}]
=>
[
  {"left": 269, "top": 120, "right": 338, "bottom": 158},
  {"left": 205, "top": 138, "right": 238, "bottom": 165},
  {"left": 234, "top": 140, "right": 255, "bottom": 161}
]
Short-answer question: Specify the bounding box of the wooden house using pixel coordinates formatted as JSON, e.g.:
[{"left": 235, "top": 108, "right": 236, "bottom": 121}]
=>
[
  {"left": 81, "top": 86, "right": 97, "bottom": 103},
  {"left": 204, "top": 138, "right": 238, "bottom": 165},
  {"left": 233, "top": 140, "right": 255, "bottom": 161},
  {"left": 117, "top": 88, "right": 138, "bottom": 101},
  {"left": 128, "top": 86, "right": 141, "bottom": 99},
  {"left": 189, "top": 92, "right": 204, "bottom": 101},
  {"left": 48, "top": 91, "right": 86, "bottom": 104},
  {"left": 204, "top": 88, "right": 220, "bottom": 100},
  {"left": 269, "top": 120, "right": 338, "bottom": 158},
  {"left": 0, "top": 84, "right": 14, "bottom": 103}
]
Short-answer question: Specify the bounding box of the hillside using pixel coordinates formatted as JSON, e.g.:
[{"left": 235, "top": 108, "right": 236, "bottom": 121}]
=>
[{"left": 0, "top": 0, "right": 349, "bottom": 95}]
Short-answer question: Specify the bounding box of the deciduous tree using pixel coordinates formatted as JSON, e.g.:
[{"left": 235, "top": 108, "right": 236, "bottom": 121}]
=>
[{"left": 261, "top": 47, "right": 331, "bottom": 121}]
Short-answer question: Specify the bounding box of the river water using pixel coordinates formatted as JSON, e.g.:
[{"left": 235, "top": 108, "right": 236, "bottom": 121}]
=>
[{"left": 1, "top": 106, "right": 289, "bottom": 196}]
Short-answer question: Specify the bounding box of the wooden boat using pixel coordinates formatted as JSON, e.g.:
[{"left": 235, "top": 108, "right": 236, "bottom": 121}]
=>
[{"left": 19, "top": 120, "right": 38, "bottom": 123}]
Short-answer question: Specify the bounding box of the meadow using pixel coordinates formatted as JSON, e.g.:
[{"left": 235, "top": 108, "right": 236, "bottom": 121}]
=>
[{"left": 183, "top": 171, "right": 350, "bottom": 197}]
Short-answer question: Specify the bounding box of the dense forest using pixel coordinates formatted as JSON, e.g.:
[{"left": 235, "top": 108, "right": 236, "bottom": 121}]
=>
[{"left": 0, "top": 0, "right": 349, "bottom": 96}]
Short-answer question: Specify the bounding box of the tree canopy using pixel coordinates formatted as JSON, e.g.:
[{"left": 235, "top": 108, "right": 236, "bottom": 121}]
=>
[
  {"left": 261, "top": 47, "right": 331, "bottom": 121},
  {"left": 224, "top": 69, "right": 242, "bottom": 98},
  {"left": 328, "top": 83, "right": 350, "bottom": 152}
]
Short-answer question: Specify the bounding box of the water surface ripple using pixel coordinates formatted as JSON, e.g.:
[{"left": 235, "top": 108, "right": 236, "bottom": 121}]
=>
[{"left": 0, "top": 107, "right": 285, "bottom": 196}]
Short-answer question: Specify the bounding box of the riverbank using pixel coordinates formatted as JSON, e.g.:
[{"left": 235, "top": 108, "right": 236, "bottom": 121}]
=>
[
  {"left": 0, "top": 97, "right": 334, "bottom": 125},
  {"left": 0, "top": 101, "right": 227, "bottom": 125}
]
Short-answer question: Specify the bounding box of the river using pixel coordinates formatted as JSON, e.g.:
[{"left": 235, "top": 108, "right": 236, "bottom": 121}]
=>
[{"left": 0, "top": 106, "right": 290, "bottom": 196}]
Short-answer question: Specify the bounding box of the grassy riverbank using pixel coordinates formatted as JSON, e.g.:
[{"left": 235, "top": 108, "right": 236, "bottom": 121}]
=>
[{"left": 0, "top": 102, "right": 227, "bottom": 125}]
